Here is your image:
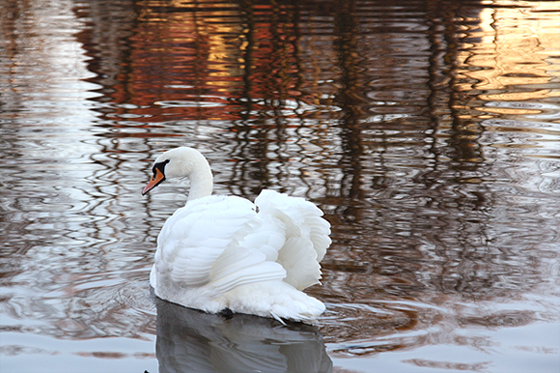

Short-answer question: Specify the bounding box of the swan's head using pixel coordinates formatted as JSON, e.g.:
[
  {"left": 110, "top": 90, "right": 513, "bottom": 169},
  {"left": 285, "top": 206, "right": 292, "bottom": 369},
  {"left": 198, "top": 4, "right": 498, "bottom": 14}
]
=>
[{"left": 142, "top": 147, "right": 213, "bottom": 199}]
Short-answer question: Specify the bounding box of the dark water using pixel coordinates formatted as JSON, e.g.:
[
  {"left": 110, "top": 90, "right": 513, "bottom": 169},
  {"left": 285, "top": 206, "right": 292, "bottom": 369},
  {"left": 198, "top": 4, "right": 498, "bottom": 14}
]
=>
[{"left": 1, "top": 0, "right": 559, "bottom": 372}]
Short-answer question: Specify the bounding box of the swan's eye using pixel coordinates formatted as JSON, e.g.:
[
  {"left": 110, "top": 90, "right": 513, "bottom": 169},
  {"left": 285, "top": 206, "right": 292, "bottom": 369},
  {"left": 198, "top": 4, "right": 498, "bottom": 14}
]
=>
[{"left": 152, "top": 159, "right": 170, "bottom": 179}]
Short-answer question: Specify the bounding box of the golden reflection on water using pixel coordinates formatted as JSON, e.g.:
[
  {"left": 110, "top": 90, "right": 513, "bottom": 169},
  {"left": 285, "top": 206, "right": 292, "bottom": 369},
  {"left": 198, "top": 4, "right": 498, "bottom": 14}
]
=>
[{"left": 461, "top": 3, "right": 560, "bottom": 105}]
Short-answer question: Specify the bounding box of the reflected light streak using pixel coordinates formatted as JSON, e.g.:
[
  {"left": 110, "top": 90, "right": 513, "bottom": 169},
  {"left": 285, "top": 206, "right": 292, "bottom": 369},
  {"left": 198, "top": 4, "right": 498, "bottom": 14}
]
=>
[{"left": 461, "top": 2, "right": 560, "bottom": 101}]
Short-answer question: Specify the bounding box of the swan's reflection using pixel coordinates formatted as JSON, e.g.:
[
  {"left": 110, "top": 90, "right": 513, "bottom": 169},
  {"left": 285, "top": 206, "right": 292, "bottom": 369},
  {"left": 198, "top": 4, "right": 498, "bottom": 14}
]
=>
[{"left": 156, "top": 298, "right": 333, "bottom": 373}]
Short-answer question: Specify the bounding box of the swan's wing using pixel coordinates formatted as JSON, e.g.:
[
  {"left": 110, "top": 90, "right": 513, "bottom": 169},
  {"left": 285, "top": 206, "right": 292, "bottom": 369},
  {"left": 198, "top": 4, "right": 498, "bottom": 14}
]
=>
[
  {"left": 255, "top": 190, "right": 331, "bottom": 291},
  {"left": 155, "top": 195, "right": 286, "bottom": 292}
]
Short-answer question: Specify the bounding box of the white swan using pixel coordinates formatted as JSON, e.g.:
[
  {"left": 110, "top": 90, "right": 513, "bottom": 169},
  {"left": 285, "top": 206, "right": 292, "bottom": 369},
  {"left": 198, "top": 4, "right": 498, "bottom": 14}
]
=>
[{"left": 142, "top": 147, "right": 331, "bottom": 323}]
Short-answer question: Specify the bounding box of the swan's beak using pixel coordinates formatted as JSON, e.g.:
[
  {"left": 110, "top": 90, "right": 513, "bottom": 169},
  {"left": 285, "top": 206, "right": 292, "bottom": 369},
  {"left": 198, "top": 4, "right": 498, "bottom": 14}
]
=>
[{"left": 142, "top": 168, "right": 166, "bottom": 195}]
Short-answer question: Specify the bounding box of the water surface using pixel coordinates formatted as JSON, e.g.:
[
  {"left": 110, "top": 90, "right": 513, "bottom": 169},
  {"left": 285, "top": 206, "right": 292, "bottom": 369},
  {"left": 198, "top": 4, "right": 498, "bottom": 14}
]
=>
[{"left": 1, "top": 0, "right": 559, "bottom": 372}]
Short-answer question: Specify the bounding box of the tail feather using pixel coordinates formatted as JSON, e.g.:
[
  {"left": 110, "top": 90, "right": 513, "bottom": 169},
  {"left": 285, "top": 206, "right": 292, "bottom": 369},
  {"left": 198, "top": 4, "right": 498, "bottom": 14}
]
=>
[{"left": 225, "top": 281, "right": 325, "bottom": 322}]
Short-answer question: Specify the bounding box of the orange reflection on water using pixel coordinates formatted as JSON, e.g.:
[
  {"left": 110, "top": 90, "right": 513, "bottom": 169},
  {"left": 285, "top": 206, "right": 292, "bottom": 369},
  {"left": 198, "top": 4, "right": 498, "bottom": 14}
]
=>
[
  {"left": 98, "top": 0, "right": 321, "bottom": 124},
  {"left": 459, "top": 1, "right": 560, "bottom": 104}
]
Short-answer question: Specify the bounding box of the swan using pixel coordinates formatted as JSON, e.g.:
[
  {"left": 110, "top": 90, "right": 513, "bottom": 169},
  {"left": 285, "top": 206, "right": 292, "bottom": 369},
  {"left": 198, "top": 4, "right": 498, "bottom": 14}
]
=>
[{"left": 142, "top": 147, "right": 331, "bottom": 323}]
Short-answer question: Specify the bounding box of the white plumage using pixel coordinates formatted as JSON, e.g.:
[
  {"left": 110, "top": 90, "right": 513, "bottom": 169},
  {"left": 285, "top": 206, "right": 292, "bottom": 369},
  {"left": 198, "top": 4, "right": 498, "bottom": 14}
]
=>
[{"left": 142, "top": 147, "right": 331, "bottom": 323}]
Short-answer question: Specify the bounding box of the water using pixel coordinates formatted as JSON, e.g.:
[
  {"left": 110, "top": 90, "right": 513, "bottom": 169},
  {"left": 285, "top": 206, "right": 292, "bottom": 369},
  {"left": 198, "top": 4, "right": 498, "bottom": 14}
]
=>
[{"left": 1, "top": 0, "right": 559, "bottom": 372}]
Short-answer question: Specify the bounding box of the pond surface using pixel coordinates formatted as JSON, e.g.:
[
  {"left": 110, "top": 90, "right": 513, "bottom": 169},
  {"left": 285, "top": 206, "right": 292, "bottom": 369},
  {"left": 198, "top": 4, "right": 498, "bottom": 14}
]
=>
[{"left": 1, "top": 0, "right": 560, "bottom": 372}]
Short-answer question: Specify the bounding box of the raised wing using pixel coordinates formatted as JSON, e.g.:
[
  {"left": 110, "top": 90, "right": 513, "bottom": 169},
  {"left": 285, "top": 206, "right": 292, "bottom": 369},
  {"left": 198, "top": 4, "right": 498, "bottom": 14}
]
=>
[{"left": 255, "top": 190, "right": 331, "bottom": 290}]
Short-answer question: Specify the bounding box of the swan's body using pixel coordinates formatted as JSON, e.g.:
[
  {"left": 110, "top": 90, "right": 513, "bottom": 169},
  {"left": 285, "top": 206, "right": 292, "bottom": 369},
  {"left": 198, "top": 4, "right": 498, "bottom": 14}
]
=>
[{"left": 142, "top": 147, "right": 331, "bottom": 323}]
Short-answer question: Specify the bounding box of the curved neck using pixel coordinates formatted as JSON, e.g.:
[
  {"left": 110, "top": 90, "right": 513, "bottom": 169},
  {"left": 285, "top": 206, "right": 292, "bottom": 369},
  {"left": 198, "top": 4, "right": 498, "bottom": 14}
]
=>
[{"left": 186, "top": 158, "right": 213, "bottom": 201}]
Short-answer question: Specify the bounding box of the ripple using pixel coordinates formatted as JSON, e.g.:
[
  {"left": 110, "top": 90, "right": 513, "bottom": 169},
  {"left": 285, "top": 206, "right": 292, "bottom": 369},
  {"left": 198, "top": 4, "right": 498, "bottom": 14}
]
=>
[
  {"left": 2, "top": 0, "right": 560, "bottom": 372},
  {"left": 154, "top": 99, "right": 226, "bottom": 108}
]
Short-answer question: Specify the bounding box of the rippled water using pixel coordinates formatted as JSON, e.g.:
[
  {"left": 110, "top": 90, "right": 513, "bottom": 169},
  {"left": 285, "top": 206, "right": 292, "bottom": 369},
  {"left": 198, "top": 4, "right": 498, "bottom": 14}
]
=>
[{"left": 1, "top": 0, "right": 559, "bottom": 372}]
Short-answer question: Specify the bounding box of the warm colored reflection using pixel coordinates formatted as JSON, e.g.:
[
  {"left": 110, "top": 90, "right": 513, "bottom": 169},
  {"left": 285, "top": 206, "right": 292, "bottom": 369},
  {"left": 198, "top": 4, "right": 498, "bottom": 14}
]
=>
[
  {"left": 459, "top": 3, "right": 560, "bottom": 102},
  {"left": 79, "top": 0, "right": 332, "bottom": 124}
]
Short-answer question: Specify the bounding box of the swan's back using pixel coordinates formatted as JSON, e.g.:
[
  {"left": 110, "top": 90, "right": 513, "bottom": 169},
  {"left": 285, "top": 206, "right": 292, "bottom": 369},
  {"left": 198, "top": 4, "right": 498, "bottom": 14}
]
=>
[{"left": 150, "top": 190, "right": 331, "bottom": 322}]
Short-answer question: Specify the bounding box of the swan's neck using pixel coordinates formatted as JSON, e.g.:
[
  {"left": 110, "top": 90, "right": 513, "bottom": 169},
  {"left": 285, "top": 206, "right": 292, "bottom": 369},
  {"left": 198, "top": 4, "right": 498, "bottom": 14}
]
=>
[{"left": 186, "top": 158, "right": 213, "bottom": 201}]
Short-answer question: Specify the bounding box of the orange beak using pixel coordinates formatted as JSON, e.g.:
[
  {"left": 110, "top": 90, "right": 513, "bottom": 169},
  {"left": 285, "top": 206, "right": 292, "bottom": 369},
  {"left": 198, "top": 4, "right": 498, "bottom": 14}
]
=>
[{"left": 142, "top": 168, "right": 166, "bottom": 195}]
